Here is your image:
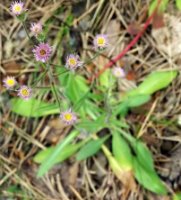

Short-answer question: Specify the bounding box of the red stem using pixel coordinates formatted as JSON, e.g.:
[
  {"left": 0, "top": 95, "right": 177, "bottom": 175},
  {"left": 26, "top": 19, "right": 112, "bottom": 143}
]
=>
[{"left": 89, "top": 0, "right": 161, "bottom": 83}]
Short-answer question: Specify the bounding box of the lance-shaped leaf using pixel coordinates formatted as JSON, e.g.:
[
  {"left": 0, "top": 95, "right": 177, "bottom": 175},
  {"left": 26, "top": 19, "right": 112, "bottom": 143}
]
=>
[
  {"left": 127, "top": 94, "right": 151, "bottom": 107},
  {"left": 132, "top": 140, "right": 155, "bottom": 171},
  {"left": 112, "top": 131, "right": 133, "bottom": 171},
  {"left": 76, "top": 135, "right": 109, "bottom": 161},
  {"left": 102, "top": 144, "right": 135, "bottom": 187},
  {"left": 115, "top": 71, "right": 177, "bottom": 116},
  {"left": 127, "top": 71, "right": 178, "bottom": 96},
  {"left": 116, "top": 129, "right": 167, "bottom": 194},
  {"left": 11, "top": 98, "right": 60, "bottom": 117},
  {"left": 133, "top": 158, "right": 167, "bottom": 195}
]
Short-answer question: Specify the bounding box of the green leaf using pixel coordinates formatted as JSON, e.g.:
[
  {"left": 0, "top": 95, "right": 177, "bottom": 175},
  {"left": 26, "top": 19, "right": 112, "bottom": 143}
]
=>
[
  {"left": 76, "top": 135, "right": 110, "bottom": 161},
  {"left": 110, "top": 118, "right": 129, "bottom": 129},
  {"left": 57, "top": 68, "right": 99, "bottom": 118},
  {"left": 128, "top": 71, "right": 178, "bottom": 96},
  {"left": 118, "top": 130, "right": 155, "bottom": 171},
  {"left": 34, "top": 141, "right": 85, "bottom": 164},
  {"left": 176, "top": 0, "right": 181, "bottom": 10},
  {"left": 6, "top": 185, "right": 22, "bottom": 194},
  {"left": 76, "top": 114, "right": 108, "bottom": 133},
  {"left": 112, "top": 131, "right": 133, "bottom": 170},
  {"left": 82, "top": 101, "right": 101, "bottom": 120},
  {"left": 173, "top": 192, "right": 181, "bottom": 200},
  {"left": 103, "top": 146, "right": 125, "bottom": 181},
  {"left": 11, "top": 98, "right": 60, "bottom": 117},
  {"left": 37, "top": 130, "right": 79, "bottom": 177},
  {"left": 116, "top": 130, "right": 154, "bottom": 167},
  {"left": 57, "top": 68, "right": 88, "bottom": 100},
  {"left": 99, "top": 69, "right": 111, "bottom": 90},
  {"left": 127, "top": 94, "right": 151, "bottom": 107},
  {"left": 132, "top": 140, "right": 155, "bottom": 171},
  {"left": 120, "top": 130, "right": 167, "bottom": 194},
  {"left": 37, "top": 33, "right": 46, "bottom": 42},
  {"left": 112, "top": 129, "right": 167, "bottom": 194},
  {"left": 114, "top": 94, "right": 150, "bottom": 116},
  {"left": 60, "top": 71, "right": 89, "bottom": 104},
  {"left": 133, "top": 158, "right": 167, "bottom": 195},
  {"left": 114, "top": 71, "right": 177, "bottom": 116},
  {"left": 34, "top": 147, "right": 55, "bottom": 163},
  {"left": 113, "top": 101, "right": 129, "bottom": 116},
  {"left": 149, "top": 0, "right": 169, "bottom": 15},
  {"left": 6, "top": 185, "right": 28, "bottom": 200}
]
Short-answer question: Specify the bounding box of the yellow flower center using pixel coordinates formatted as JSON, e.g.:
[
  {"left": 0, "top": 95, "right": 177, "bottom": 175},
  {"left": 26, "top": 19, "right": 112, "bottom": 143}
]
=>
[
  {"left": 116, "top": 70, "right": 121, "bottom": 75},
  {"left": 21, "top": 88, "right": 29, "bottom": 96},
  {"left": 7, "top": 79, "right": 15, "bottom": 86},
  {"left": 14, "top": 5, "right": 22, "bottom": 12},
  {"left": 64, "top": 113, "right": 73, "bottom": 121},
  {"left": 40, "top": 49, "right": 46, "bottom": 56},
  {"left": 97, "top": 37, "right": 105, "bottom": 45},
  {"left": 68, "top": 58, "right": 76, "bottom": 66}
]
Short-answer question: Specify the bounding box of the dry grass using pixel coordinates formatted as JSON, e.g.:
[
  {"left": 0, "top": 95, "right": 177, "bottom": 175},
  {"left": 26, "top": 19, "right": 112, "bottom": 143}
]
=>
[{"left": 0, "top": 0, "right": 181, "bottom": 199}]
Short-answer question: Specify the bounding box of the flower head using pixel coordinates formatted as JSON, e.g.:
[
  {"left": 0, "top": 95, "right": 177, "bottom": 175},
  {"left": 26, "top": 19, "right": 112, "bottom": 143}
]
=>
[
  {"left": 17, "top": 85, "right": 32, "bottom": 100},
  {"left": 33, "top": 43, "right": 52, "bottom": 63},
  {"left": 112, "top": 67, "right": 125, "bottom": 78},
  {"left": 30, "top": 22, "right": 42, "bottom": 36},
  {"left": 10, "top": 1, "right": 24, "bottom": 16},
  {"left": 93, "top": 34, "right": 108, "bottom": 50},
  {"left": 3, "top": 76, "right": 17, "bottom": 89},
  {"left": 66, "top": 54, "right": 83, "bottom": 70},
  {"left": 60, "top": 109, "right": 77, "bottom": 125}
]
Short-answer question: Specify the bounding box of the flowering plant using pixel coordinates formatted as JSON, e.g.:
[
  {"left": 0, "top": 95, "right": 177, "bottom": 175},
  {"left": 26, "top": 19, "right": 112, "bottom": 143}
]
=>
[{"left": 3, "top": 1, "right": 179, "bottom": 197}]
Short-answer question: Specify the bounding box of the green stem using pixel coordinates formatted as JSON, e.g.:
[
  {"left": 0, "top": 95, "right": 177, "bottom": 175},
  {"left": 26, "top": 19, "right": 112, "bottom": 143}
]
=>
[
  {"left": 32, "top": 69, "right": 49, "bottom": 88},
  {"left": 48, "top": 69, "right": 62, "bottom": 111},
  {"left": 22, "top": 21, "right": 35, "bottom": 44}
]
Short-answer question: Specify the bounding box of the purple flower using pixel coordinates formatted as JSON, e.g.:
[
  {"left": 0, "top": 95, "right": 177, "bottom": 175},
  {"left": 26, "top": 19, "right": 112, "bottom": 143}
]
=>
[
  {"left": 93, "top": 34, "right": 108, "bottom": 50},
  {"left": 10, "top": 1, "right": 24, "bottom": 16},
  {"left": 33, "top": 43, "right": 52, "bottom": 63},
  {"left": 30, "top": 22, "right": 42, "bottom": 36},
  {"left": 112, "top": 67, "right": 125, "bottom": 78},
  {"left": 60, "top": 109, "right": 77, "bottom": 125},
  {"left": 3, "top": 76, "right": 17, "bottom": 89},
  {"left": 66, "top": 54, "right": 83, "bottom": 70},
  {"left": 17, "top": 85, "right": 32, "bottom": 100}
]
